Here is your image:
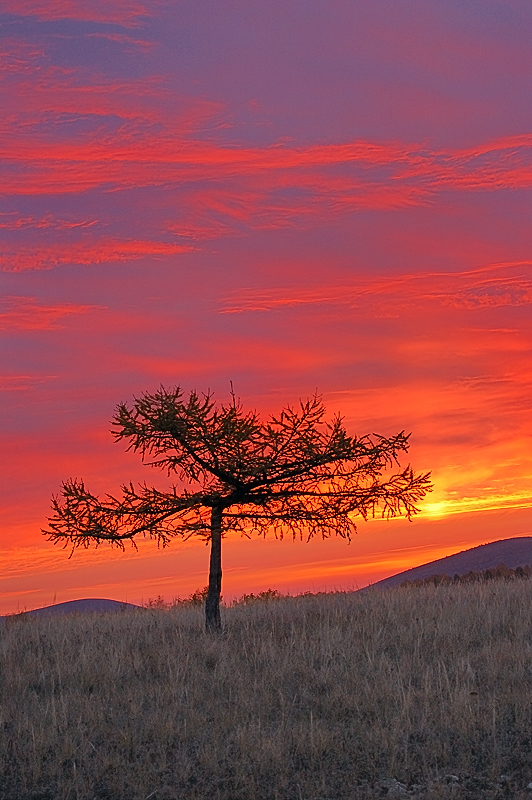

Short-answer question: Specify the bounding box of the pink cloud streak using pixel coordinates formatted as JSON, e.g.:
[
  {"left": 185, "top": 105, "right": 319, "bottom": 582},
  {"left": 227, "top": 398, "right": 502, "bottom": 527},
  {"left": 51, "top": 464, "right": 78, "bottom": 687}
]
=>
[
  {"left": 2, "top": 0, "right": 154, "bottom": 27},
  {"left": 221, "top": 262, "right": 532, "bottom": 314},
  {"left": 3, "top": 129, "right": 531, "bottom": 228},
  {"left": 0, "top": 213, "right": 98, "bottom": 230},
  {"left": 0, "top": 297, "right": 102, "bottom": 330},
  {"left": 0, "top": 238, "right": 194, "bottom": 272}
]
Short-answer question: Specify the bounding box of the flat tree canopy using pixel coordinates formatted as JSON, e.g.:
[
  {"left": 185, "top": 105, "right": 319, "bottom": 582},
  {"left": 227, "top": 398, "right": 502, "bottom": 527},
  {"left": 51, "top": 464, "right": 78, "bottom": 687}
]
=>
[{"left": 45, "top": 387, "right": 432, "bottom": 631}]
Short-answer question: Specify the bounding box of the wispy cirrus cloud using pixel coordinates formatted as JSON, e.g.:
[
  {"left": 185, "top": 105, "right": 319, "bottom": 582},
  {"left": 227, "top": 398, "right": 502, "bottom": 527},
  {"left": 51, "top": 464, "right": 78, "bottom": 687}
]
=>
[
  {"left": 221, "top": 262, "right": 532, "bottom": 314},
  {"left": 84, "top": 32, "right": 157, "bottom": 52},
  {"left": 4, "top": 129, "right": 532, "bottom": 192},
  {"left": 0, "top": 374, "right": 57, "bottom": 390},
  {"left": 0, "top": 237, "right": 194, "bottom": 272},
  {"left": 2, "top": 124, "right": 531, "bottom": 242},
  {"left": 0, "top": 296, "right": 102, "bottom": 330},
  {"left": 0, "top": 40, "right": 47, "bottom": 77},
  {"left": 1, "top": 0, "right": 155, "bottom": 27},
  {"left": 2, "top": 70, "right": 173, "bottom": 122},
  {"left": 0, "top": 213, "right": 98, "bottom": 230},
  {"left": 2, "top": 10, "right": 531, "bottom": 249}
]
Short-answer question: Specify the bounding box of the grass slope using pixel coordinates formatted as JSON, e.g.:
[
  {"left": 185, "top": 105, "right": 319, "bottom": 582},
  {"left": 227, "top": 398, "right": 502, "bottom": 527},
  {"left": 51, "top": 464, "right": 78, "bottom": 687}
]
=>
[{"left": 1, "top": 579, "right": 531, "bottom": 800}]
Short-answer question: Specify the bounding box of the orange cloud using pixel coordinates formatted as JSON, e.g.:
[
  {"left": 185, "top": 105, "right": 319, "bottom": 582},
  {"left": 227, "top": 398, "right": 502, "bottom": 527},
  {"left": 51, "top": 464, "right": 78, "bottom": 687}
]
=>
[
  {"left": 326, "top": 369, "right": 532, "bottom": 520},
  {"left": 212, "top": 261, "right": 532, "bottom": 522}
]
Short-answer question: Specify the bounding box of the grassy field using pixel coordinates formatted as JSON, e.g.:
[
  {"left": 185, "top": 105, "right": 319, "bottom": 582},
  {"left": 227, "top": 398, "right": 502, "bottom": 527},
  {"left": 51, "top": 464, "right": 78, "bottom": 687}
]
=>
[{"left": 1, "top": 579, "right": 530, "bottom": 800}]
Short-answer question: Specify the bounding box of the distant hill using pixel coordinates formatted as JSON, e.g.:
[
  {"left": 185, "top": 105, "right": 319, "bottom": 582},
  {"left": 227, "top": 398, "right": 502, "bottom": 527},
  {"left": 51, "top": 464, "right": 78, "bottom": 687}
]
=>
[
  {"left": 2, "top": 537, "right": 530, "bottom": 620},
  {"left": 1, "top": 598, "right": 142, "bottom": 621},
  {"left": 369, "top": 536, "right": 531, "bottom": 589}
]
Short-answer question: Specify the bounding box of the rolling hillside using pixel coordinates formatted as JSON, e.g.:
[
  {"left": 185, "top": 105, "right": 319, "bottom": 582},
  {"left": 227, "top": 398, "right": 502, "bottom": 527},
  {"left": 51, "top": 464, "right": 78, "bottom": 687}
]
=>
[{"left": 370, "top": 536, "right": 531, "bottom": 589}]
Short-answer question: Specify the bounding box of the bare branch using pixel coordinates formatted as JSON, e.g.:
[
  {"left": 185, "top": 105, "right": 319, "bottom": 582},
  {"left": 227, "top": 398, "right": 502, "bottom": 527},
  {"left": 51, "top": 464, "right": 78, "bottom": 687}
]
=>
[{"left": 45, "top": 387, "right": 432, "bottom": 553}]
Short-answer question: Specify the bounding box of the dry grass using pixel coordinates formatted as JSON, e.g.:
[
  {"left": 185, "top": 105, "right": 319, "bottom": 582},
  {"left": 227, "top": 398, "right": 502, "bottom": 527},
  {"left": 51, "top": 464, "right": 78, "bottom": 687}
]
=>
[{"left": 1, "top": 580, "right": 531, "bottom": 800}]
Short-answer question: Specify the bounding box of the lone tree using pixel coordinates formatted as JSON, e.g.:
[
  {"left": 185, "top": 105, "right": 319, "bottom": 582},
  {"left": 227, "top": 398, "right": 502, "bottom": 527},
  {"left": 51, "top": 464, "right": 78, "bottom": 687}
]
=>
[{"left": 45, "top": 387, "right": 432, "bottom": 632}]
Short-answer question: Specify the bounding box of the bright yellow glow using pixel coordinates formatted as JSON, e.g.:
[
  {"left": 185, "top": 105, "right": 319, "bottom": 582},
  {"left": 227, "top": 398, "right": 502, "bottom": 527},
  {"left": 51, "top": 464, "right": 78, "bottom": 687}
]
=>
[{"left": 423, "top": 501, "right": 448, "bottom": 518}]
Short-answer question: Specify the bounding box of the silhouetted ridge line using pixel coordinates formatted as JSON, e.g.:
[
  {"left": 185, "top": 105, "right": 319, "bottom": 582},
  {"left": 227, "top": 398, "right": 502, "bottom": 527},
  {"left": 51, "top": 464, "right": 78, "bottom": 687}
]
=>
[
  {"left": 370, "top": 536, "right": 531, "bottom": 589},
  {"left": 0, "top": 598, "right": 142, "bottom": 621}
]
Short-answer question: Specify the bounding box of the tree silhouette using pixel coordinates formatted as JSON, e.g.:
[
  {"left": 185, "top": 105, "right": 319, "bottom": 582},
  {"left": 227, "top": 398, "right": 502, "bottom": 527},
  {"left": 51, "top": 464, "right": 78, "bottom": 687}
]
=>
[{"left": 44, "top": 387, "right": 432, "bottom": 631}]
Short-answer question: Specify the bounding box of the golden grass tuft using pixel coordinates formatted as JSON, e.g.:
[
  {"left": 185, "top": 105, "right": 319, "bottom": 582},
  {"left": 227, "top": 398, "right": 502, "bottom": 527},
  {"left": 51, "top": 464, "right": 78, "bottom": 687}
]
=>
[{"left": 1, "top": 579, "right": 531, "bottom": 799}]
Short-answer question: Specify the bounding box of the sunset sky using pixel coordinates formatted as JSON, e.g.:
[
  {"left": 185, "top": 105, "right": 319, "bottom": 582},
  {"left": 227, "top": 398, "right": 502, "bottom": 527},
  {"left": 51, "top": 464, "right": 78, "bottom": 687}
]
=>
[{"left": 2, "top": 0, "right": 532, "bottom": 614}]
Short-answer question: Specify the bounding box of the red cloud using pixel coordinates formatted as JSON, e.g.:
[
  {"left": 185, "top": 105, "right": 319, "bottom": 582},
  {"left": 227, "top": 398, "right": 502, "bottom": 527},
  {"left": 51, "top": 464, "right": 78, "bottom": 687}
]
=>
[
  {"left": 0, "top": 238, "right": 194, "bottom": 272},
  {"left": 0, "top": 296, "right": 101, "bottom": 330},
  {"left": 2, "top": 0, "right": 153, "bottom": 27},
  {"left": 3, "top": 123, "right": 531, "bottom": 222},
  {"left": 0, "top": 213, "right": 98, "bottom": 230},
  {"left": 85, "top": 32, "right": 157, "bottom": 53},
  {"left": 3, "top": 25, "right": 531, "bottom": 242},
  {"left": 221, "top": 262, "right": 532, "bottom": 314},
  {"left": 2, "top": 28, "right": 532, "bottom": 256}
]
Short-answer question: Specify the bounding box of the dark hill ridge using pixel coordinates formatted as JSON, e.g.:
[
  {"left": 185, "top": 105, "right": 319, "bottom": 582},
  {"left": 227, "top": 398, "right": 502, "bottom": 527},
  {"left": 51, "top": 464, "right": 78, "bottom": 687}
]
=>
[
  {"left": 370, "top": 536, "right": 531, "bottom": 589},
  {"left": 1, "top": 598, "right": 142, "bottom": 621}
]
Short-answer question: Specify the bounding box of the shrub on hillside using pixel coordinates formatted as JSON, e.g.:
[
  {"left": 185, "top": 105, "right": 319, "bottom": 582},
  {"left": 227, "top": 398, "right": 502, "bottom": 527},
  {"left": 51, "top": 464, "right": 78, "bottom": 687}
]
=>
[{"left": 401, "top": 562, "right": 531, "bottom": 588}]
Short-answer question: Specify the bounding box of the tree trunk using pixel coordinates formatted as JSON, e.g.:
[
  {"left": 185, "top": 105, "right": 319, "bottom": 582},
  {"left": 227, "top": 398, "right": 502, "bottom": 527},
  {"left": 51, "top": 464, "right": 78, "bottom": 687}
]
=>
[{"left": 205, "top": 505, "right": 223, "bottom": 633}]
